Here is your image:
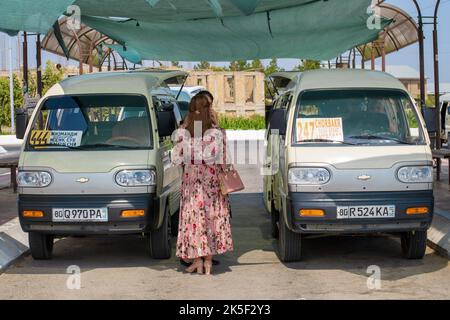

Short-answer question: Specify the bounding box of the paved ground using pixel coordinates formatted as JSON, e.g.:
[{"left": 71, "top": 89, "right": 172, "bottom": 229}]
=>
[{"left": 0, "top": 159, "right": 449, "bottom": 300}]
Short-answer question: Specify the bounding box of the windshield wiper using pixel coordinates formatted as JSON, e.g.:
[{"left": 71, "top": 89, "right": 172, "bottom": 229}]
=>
[
  {"left": 30, "top": 143, "right": 79, "bottom": 149},
  {"left": 75, "top": 143, "right": 144, "bottom": 150},
  {"left": 348, "top": 135, "right": 414, "bottom": 145},
  {"left": 298, "top": 139, "right": 357, "bottom": 146}
]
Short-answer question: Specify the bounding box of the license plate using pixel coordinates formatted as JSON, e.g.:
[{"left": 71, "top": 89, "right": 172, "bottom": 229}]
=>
[
  {"left": 52, "top": 208, "right": 108, "bottom": 222},
  {"left": 337, "top": 205, "right": 395, "bottom": 219}
]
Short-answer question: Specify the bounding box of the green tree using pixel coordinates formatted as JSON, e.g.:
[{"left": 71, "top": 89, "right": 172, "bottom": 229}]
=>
[
  {"left": 194, "top": 61, "right": 211, "bottom": 70},
  {"left": 295, "top": 59, "right": 321, "bottom": 72},
  {"left": 0, "top": 74, "right": 24, "bottom": 133},
  {"left": 171, "top": 61, "right": 181, "bottom": 68},
  {"left": 249, "top": 59, "right": 264, "bottom": 71},
  {"left": 264, "top": 58, "right": 283, "bottom": 77},
  {"left": 228, "top": 60, "right": 250, "bottom": 71},
  {"left": 42, "top": 60, "right": 64, "bottom": 95}
]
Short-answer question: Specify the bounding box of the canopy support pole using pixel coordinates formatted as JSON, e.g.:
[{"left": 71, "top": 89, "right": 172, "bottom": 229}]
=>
[
  {"left": 72, "top": 30, "right": 83, "bottom": 75},
  {"left": 9, "top": 37, "right": 15, "bottom": 134},
  {"left": 36, "top": 34, "right": 43, "bottom": 97},
  {"left": 371, "top": 43, "right": 375, "bottom": 70},
  {"left": 22, "top": 31, "right": 29, "bottom": 96},
  {"left": 433, "top": 0, "right": 441, "bottom": 149},
  {"left": 412, "top": 0, "right": 426, "bottom": 111}
]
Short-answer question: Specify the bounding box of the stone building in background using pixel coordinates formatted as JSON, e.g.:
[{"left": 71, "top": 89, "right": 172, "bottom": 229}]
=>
[{"left": 185, "top": 70, "right": 265, "bottom": 117}]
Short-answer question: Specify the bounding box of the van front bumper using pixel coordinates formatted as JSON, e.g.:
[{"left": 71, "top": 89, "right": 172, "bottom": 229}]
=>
[
  {"left": 18, "top": 194, "right": 157, "bottom": 235},
  {"left": 286, "top": 191, "right": 434, "bottom": 234}
]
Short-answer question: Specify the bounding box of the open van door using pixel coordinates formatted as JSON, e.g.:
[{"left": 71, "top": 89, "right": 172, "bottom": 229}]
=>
[
  {"left": 441, "top": 93, "right": 450, "bottom": 143},
  {"left": 266, "top": 72, "right": 301, "bottom": 126},
  {"left": 266, "top": 72, "right": 302, "bottom": 94}
]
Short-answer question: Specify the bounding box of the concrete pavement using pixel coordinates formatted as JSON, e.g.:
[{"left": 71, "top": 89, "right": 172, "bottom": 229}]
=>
[{"left": 0, "top": 161, "right": 449, "bottom": 299}]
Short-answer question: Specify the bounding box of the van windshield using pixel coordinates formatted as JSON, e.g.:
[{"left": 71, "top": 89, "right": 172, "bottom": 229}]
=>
[
  {"left": 27, "top": 94, "right": 152, "bottom": 151},
  {"left": 293, "top": 89, "right": 425, "bottom": 146}
]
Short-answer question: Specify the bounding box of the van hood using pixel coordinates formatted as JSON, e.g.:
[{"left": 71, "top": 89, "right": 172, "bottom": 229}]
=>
[
  {"left": 20, "top": 150, "right": 151, "bottom": 173},
  {"left": 289, "top": 145, "right": 431, "bottom": 169}
]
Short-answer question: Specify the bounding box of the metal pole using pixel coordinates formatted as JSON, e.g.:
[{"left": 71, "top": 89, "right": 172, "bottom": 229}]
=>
[
  {"left": 36, "top": 34, "right": 42, "bottom": 97},
  {"left": 8, "top": 37, "right": 15, "bottom": 134},
  {"left": 433, "top": 0, "right": 441, "bottom": 149},
  {"left": 412, "top": 0, "right": 426, "bottom": 110},
  {"left": 371, "top": 43, "right": 375, "bottom": 70},
  {"left": 22, "top": 31, "right": 28, "bottom": 96}
]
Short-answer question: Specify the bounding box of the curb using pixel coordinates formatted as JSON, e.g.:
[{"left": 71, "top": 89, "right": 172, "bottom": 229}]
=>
[
  {"left": 0, "top": 218, "right": 29, "bottom": 273},
  {"left": 427, "top": 211, "right": 450, "bottom": 259}
]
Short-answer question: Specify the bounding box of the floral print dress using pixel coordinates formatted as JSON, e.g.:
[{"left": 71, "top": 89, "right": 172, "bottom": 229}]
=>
[{"left": 175, "top": 127, "right": 233, "bottom": 260}]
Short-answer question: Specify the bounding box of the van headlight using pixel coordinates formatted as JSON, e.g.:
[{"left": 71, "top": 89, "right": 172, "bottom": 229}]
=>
[
  {"left": 288, "top": 168, "right": 330, "bottom": 185},
  {"left": 17, "top": 171, "right": 52, "bottom": 187},
  {"left": 115, "top": 169, "right": 156, "bottom": 187},
  {"left": 397, "top": 166, "right": 432, "bottom": 183}
]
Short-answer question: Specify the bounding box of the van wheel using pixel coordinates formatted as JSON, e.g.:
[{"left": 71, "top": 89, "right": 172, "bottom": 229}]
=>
[
  {"left": 29, "top": 232, "right": 54, "bottom": 260},
  {"left": 170, "top": 210, "right": 179, "bottom": 237},
  {"left": 401, "top": 230, "right": 427, "bottom": 259},
  {"left": 270, "top": 202, "right": 279, "bottom": 239},
  {"left": 147, "top": 205, "right": 171, "bottom": 259},
  {"left": 278, "top": 213, "right": 302, "bottom": 262}
]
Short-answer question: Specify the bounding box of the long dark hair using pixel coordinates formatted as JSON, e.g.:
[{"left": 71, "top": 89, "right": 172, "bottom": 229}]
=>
[{"left": 184, "top": 94, "right": 218, "bottom": 137}]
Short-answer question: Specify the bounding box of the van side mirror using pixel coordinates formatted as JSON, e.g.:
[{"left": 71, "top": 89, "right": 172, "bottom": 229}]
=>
[
  {"left": 15, "top": 108, "right": 28, "bottom": 139},
  {"left": 157, "top": 110, "right": 176, "bottom": 138},
  {"left": 269, "top": 109, "right": 287, "bottom": 136}
]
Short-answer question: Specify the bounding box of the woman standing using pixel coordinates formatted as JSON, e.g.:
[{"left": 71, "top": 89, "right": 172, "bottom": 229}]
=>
[{"left": 175, "top": 94, "right": 233, "bottom": 275}]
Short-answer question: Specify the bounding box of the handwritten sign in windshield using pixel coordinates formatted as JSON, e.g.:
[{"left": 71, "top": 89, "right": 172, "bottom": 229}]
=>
[
  {"left": 30, "top": 130, "right": 82, "bottom": 147},
  {"left": 296, "top": 118, "right": 344, "bottom": 142}
]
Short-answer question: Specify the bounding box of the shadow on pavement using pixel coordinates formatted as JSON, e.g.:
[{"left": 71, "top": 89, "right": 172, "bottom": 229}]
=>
[{"left": 4, "top": 193, "right": 448, "bottom": 281}]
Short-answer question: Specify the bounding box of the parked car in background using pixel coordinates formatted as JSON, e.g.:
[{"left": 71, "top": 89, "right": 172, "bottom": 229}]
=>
[
  {"left": 265, "top": 69, "right": 434, "bottom": 262},
  {"left": 15, "top": 70, "right": 185, "bottom": 260}
]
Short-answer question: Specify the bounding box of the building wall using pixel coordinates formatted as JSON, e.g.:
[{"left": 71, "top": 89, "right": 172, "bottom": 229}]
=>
[
  {"left": 399, "top": 79, "right": 426, "bottom": 99},
  {"left": 185, "top": 71, "right": 265, "bottom": 116}
]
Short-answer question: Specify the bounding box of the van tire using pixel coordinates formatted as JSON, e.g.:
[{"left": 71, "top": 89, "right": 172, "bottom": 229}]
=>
[
  {"left": 29, "top": 232, "right": 54, "bottom": 260},
  {"left": 270, "top": 202, "right": 279, "bottom": 239},
  {"left": 401, "top": 230, "right": 427, "bottom": 259},
  {"left": 147, "top": 205, "right": 171, "bottom": 259},
  {"left": 170, "top": 210, "right": 179, "bottom": 237},
  {"left": 278, "top": 213, "right": 302, "bottom": 262}
]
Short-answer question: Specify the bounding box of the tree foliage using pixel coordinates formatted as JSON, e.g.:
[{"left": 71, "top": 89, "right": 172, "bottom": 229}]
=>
[
  {"left": 228, "top": 60, "right": 250, "bottom": 71},
  {"left": 295, "top": 59, "right": 321, "bottom": 72},
  {"left": 0, "top": 60, "right": 65, "bottom": 132},
  {"left": 0, "top": 74, "right": 23, "bottom": 133},
  {"left": 194, "top": 60, "right": 212, "bottom": 70}
]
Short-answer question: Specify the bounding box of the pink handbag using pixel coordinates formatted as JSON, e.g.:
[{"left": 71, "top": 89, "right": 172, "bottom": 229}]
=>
[{"left": 219, "top": 166, "right": 245, "bottom": 196}]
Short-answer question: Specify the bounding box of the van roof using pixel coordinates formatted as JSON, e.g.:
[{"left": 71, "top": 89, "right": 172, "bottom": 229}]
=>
[
  {"left": 44, "top": 70, "right": 188, "bottom": 97},
  {"left": 295, "top": 69, "right": 407, "bottom": 92}
]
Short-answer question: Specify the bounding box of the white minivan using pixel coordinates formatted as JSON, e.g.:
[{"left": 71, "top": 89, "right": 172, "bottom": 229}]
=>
[
  {"left": 264, "top": 69, "right": 434, "bottom": 262},
  {"left": 15, "top": 70, "right": 186, "bottom": 260}
]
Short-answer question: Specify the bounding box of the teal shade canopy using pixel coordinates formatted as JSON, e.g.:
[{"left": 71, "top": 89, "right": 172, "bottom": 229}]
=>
[
  {"left": 0, "top": 0, "right": 389, "bottom": 62},
  {"left": 105, "top": 44, "right": 142, "bottom": 64},
  {"left": 82, "top": 0, "right": 389, "bottom": 61},
  {"left": 0, "top": 0, "right": 75, "bottom": 35}
]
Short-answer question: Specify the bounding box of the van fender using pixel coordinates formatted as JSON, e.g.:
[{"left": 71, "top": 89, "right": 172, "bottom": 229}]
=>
[
  {"left": 278, "top": 187, "right": 295, "bottom": 231},
  {"left": 153, "top": 194, "right": 168, "bottom": 230}
]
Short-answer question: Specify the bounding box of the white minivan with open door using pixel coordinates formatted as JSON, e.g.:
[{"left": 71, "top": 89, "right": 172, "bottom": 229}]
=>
[{"left": 15, "top": 70, "right": 185, "bottom": 260}]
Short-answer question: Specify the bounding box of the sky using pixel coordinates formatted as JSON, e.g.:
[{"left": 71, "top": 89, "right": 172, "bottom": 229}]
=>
[{"left": 0, "top": 0, "right": 449, "bottom": 83}]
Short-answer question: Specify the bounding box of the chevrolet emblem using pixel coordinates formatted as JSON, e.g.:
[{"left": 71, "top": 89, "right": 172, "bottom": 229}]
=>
[
  {"left": 76, "top": 177, "right": 90, "bottom": 183},
  {"left": 357, "top": 175, "right": 372, "bottom": 181}
]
